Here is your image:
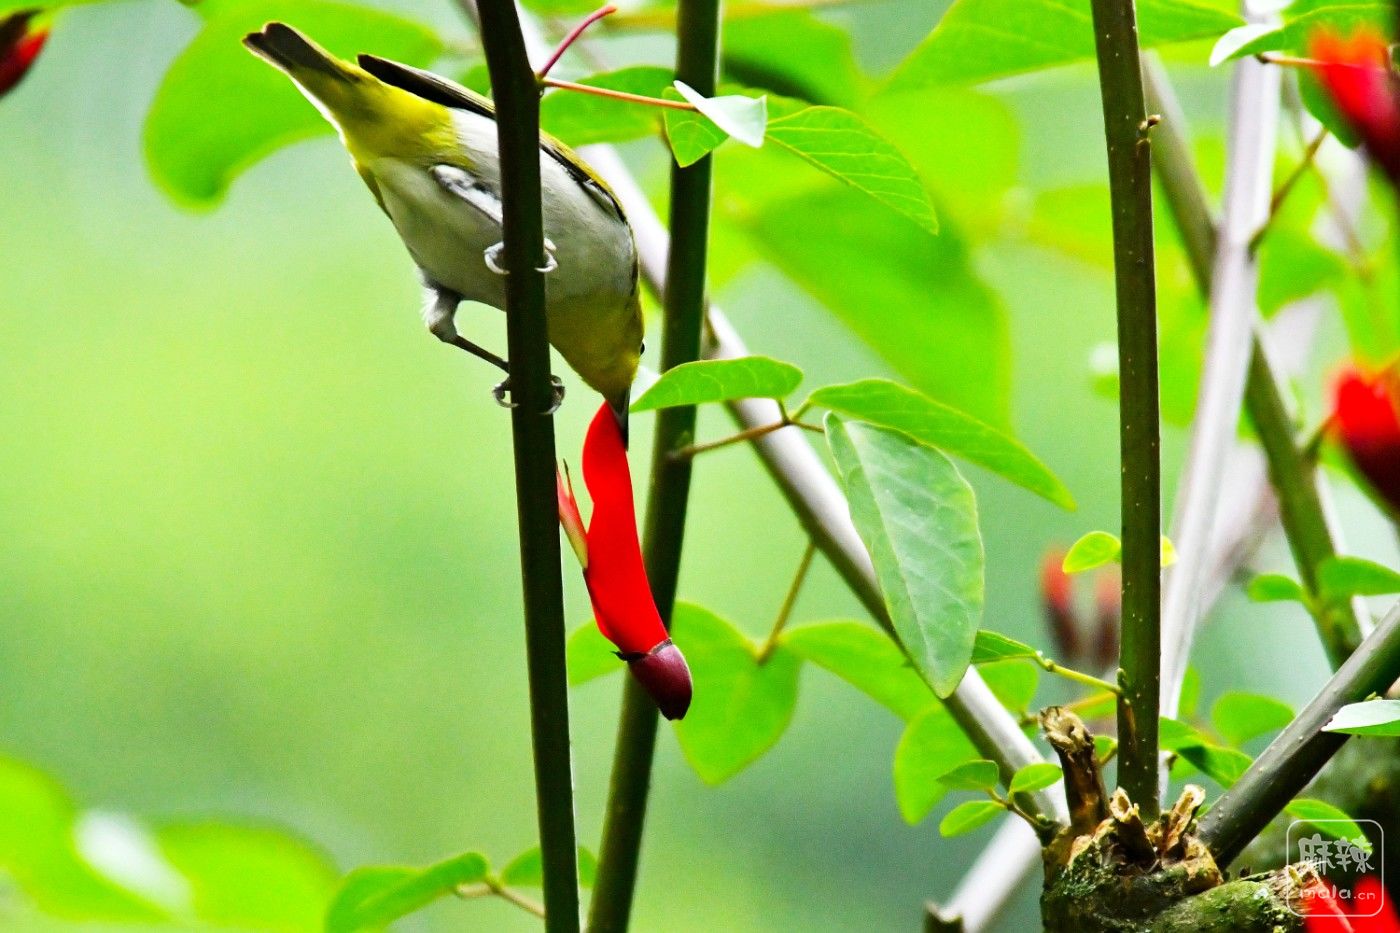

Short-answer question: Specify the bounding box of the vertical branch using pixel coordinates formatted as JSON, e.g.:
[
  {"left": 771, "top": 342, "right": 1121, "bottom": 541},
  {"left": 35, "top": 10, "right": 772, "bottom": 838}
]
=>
[
  {"left": 586, "top": 0, "right": 720, "bottom": 927},
  {"left": 473, "top": 1, "right": 580, "bottom": 928},
  {"left": 1089, "top": 0, "right": 1162, "bottom": 816}
]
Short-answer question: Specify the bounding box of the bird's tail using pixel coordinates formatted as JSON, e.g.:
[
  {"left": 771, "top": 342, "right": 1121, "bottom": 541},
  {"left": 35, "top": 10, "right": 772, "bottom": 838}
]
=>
[{"left": 243, "top": 22, "right": 366, "bottom": 116}]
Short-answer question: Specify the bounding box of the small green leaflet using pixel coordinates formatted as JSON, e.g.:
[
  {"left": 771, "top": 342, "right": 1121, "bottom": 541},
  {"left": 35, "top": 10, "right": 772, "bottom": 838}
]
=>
[
  {"left": 1318, "top": 556, "right": 1400, "bottom": 601},
  {"left": 1208, "top": 23, "right": 1276, "bottom": 66},
  {"left": 939, "top": 800, "right": 1004, "bottom": 837},
  {"left": 887, "top": 0, "right": 1241, "bottom": 88},
  {"left": 663, "top": 89, "right": 732, "bottom": 167},
  {"left": 325, "top": 853, "right": 489, "bottom": 933},
  {"left": 500, "top": 846, "right": 598, "bottom": 888},
  {"left": 827, "top": 416, "right": 983, "bottom": 697},
  {"left": 630, "top": 356, "right": 803, "bottom": 412},
  {"left": 1062, "top": 531, "right": 1175, "bottom": 573},
  {"left": 766, "top": 107, "right": 938, "bottom": 234},
  {"left": 1008, "top": 763, "right": 1063, "bottom": 795},
  {"left": 780, "top": 621, "right": 935, "bottom": 721},
  {"left": 1246, "top": 573, "right": 1307, "bottom": 604},
  {"left": 1324, "top": 699, "right": 1400, "bottom": 736},
  {"left": 936, "top": 759, "right": 1000, "bottom": 791},
  {"left": 1284, "top": 799, "right": 1371, "bottom": 845},
  {"left": 671, "top": 602, "right": 801, "bottom": 784},
  {"left": 805, "top": 379, "right": 1074, "bottom": 509},
  {"left": 893, "top": 705, "right": 977, "bottom": 822},
  {"left": 970, "top": 630, "right": 1038, "bottom": 663},
  {"left": 1210, "top": 692, "right": 1294, "bottom": 746}
]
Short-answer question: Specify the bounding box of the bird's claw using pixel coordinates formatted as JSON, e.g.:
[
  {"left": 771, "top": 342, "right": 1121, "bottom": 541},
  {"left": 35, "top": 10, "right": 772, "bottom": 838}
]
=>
[
  {"left": 484, "top": 238, "right": 558, "bottom": 275},
  {"left": 493, "top": 375, "right": 566, "bottom": 413}
]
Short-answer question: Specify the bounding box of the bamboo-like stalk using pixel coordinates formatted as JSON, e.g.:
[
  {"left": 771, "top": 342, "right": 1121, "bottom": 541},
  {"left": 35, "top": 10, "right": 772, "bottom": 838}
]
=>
[
  {"left": 1197, "top": 600, "right": 1400, "bottom": 865},
  {"left": 473, "top": 1, "right": 579, "bottom": 928},
  {"left": 1088, "top": 0, "right": 1162, "bottom": 817},
  {"left": 586, "top": 0, "right": 721, "bottom": 926}
]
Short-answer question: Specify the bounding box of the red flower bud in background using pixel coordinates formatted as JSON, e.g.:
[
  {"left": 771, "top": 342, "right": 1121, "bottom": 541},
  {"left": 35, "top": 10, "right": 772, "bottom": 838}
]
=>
[
  {"left": 0, "top": 11, "right": 48, "bottom": 100},
  {"left": 558, "top": 402, "right": 692, "bottom": 720},
  {"left": 1040, "top": 550, "right": 1079, "bottom": 661},
  {"left": 1331, "top": 364, "right": 1400, "bottom": 515},
  {"left": 1305, "top": 876, "right": 1396, "bottom": 931},
  {"left": 1092, "top": 567, "right": 1121, "bottom": 673},
  {"left": 1309, "top": 29, "right": 1400, "bottom": 184}
]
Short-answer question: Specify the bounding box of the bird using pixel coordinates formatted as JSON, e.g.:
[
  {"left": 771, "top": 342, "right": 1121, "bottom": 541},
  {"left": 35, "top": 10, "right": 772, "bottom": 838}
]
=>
[{"left": 243, "top": 22, "right": 642, "bottom": 432}]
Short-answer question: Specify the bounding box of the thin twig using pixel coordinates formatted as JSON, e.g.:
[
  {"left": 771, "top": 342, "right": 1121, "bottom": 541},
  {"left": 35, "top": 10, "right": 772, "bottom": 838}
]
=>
[
  {"left": 758, "top": 541, "right": 817, "bottom": 662},
  {"left": 1088, "top": 0, "right": 1162, "bottom": 817},
  {"left": 535, "top": 5, "right": 616, "bottom": 79},
  {"left": 1258, "top": 126, "right": 1327, "bottom": 237},
  {"left": 473, "top": 0, "right": 580, "bottom": 927},
  {"left": 541, "top": 76, "right": 698, "bottom": 110}
]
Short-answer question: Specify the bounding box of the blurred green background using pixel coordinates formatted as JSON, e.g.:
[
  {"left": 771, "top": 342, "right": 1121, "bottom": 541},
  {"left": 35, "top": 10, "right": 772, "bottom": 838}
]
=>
[{"left": 0, "top": 0, "right": 1380, "bottom": 929}]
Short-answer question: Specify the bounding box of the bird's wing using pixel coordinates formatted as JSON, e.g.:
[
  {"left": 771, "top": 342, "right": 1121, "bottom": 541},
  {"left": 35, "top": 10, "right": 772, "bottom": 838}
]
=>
[
  {"left": 358, "top": 54, "right": 628, "bottom": 224},
  {"left": 431, "top": 164, "right": 503, "bottom": 226}
]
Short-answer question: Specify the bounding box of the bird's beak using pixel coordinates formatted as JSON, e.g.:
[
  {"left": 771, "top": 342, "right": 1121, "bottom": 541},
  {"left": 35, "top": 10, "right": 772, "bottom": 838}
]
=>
[{"left": 609, "top": 387, "right": 630, "bottom": 449}]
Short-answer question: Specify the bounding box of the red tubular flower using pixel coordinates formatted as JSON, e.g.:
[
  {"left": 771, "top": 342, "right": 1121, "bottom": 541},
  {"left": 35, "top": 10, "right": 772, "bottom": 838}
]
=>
[
  {"left": 1309, "top": 29, "right": 1400, "bottom": 184},
  {"left": 1091, "top": 567, "right": 1121, "bottom": 672},
  {"left": 558, "top": 402, "right": 692, "bottom": 720},
  {"left": 1331, "top": 364, "right": 1400, "bottom": 515},
  {"left": 1306, "top": 876, "right": 1396, "bottom": 932},
  {"left": 0, "top": 11, "right": 48, "bottom": 100},
  {"left": 1040, "top": 549, "right": 1080, "bottom": 661}
]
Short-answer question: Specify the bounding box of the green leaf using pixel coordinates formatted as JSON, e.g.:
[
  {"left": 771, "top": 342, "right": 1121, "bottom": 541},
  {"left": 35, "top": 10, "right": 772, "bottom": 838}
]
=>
[
  {"left": 566, "top": 623, "right": 620, "bottom": 686},
  {"left": 500, "top": 846, "right": 597, "bottom": 888},
  {"left": 1177, "top": 744, "right": 1253, "bottom": 788},
  {"left": 1284, "top": 799, "right": 1370, "bottom": 844},
  {"left": 939, "top": 800, "right": 1004, "bottom": 837},
  {"left": 1008, "top": 763, "right": 1063, "bottom": 795},
  {"left": 672, "top": 602, "right": 801, "bottom": 784},
  {"left": 723, "top": 11, "right": 862, "bottom": 107},
  {"left": 1062, "top": 531, "right": 1121, "bottom": 573},
  {"left": 1180, "top": 667, "right": 1202, "bottom": 719},
  {"left": 540, "top": 67, "right": 672, "bottom": 147},
  {"left": 888, "top": 0, "right": 1241, "bottom": 88},
  {"left": 674, "top": 80, "right": 767, "bottom": 146},
  {"left": 827, "top": 416, "right": 983, "bottom": 697},
  {"left": 1208, "top": 23, "right": 1277, "bottom": 66},
  {"left": 1323, "top": 699, "right": 1400, "bottom": 736},
  {"left": 663, "top": 88, "right": 732, "bottom": 167},
  {"left": 0, "top": 0, "right": 96, "bottom": 11},
  {"left": 1256, "top": 228, "right": 1347, "bottom": 317},
  {"left": 1246, "top": 573, "right": 1308, "bottom": 604},
  {"left": 892, "top": 705, "right": 977, "bottom": 823},
  {"left": 157, "top": 822, "right": 337, "bottom": 930},
  {"left": 144, "top": 0, "right": 442, "bottom": 207},
  {"left": 806, "top": 379, "right": 1074, "bottom": 508},
  {"left": 971, "top": 630, "right": 1039, "bottom": 663},
  {"left": 0, "top": 759, "right": 164, "bottom": 921},
  {"left": 324, "top": 852, "right": 489, "bottom": 932},
  {"left": 1210, "top": 692, "right": 1295, "bottom": 747},
  {"left": 1318, "top": 556, "right": 1400, "bottom": 601},
  {"left": 765, "top": 107, "right": 937, "bottom": 234},
  {"left": 936, "top": 759, "right": 1000, "bottom": 791},
  {"left": 1220, "top": 3, "right": 1390, "bottom": 62},
  {"left": 630, "top": 356, "right": 803, "bottom": 412},
  {"left": 780, "top": 622, "right": 934, "bottom": 720},
  {"left": 744, "top": 189, "right": 1010, "bottom": 426}
]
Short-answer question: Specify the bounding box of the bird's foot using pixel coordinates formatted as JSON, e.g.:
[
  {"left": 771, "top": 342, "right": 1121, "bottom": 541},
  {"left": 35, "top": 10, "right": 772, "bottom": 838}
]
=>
[
  {"left": 493, "top": 375, "right": 566, "bottom": 414},
  {"left": 484, "top": 238, "right": 559, "bottom": 275}
]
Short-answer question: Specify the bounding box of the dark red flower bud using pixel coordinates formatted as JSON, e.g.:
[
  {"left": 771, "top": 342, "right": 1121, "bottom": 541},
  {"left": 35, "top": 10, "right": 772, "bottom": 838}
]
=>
[
  {"left": 1331, "top": 364, "right": 1400, "bottom": 515},
  {"left": 557, "top": 402, "right": 692, "bottom": 719},
  {"left": 1091, "top": 567, "right": 1121, "bottom": 673},
  {"left": 1309, "top": 28, "right": 1400, "bottom": 184},
  {"left": 0, "top": 11, "right": 48, "bottom": 100},
  {"left": 1040, "top": 549, "right": 1080, "bottom": 661}
]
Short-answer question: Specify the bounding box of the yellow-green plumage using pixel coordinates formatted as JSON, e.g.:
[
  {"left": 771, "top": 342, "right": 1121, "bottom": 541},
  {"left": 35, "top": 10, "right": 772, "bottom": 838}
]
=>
[{"left": 242, "top": 22, "right": 642, "bottom": 422}]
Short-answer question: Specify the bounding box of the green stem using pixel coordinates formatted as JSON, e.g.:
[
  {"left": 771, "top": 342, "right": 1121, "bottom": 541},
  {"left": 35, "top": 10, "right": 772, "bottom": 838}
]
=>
[
  {"left": 757, "top": 540, "right": 816, "bottom": 662},
  {"left": 1144, "top": 67, "right": 1364, "bottom": 666},
  {"left": 1197, "top": 600, "right": 1400, "bottom": 865},
  {"left": 586, "top": 0, "right": 720, "bottom": 927},
  {"left": 473, "top": 1, "right": 579, "bottom": 929},
  {"left": 1089, "top": 0, "right": 1162, "bottom": 818},
  {"left": 1039, "top": 658, "right": 1122, "bottom": 696}
]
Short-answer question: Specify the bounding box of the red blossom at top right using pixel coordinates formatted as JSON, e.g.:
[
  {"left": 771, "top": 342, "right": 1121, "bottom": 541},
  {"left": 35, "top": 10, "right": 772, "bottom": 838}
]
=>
[{"left": 1309, "top": 28, "right": 1400, "bottom": 184}]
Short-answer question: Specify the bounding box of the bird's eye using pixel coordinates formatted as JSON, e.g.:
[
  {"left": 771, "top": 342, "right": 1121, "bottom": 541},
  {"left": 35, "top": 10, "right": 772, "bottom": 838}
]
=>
[{"left": 639, "top": 341, "right": 646, "bottom": 354}]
